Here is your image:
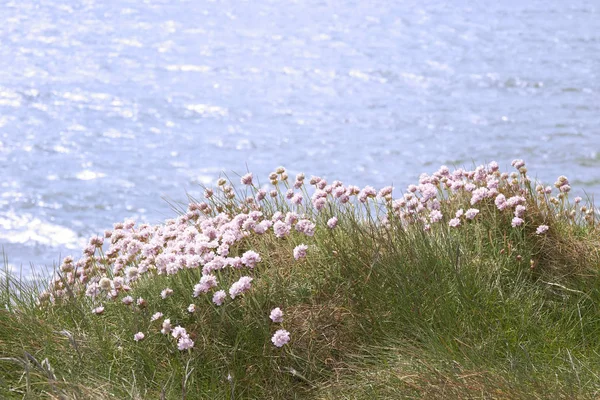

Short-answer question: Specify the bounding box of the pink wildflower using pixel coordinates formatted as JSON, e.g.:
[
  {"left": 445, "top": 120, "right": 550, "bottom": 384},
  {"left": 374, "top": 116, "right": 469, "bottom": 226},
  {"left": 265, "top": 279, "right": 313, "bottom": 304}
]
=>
[
  {"left": 92, "top": 306, "right": 104, "bottom": 315},
  {"left": 429, "top": 210, "right": 443, "bottom": 223},
  {"left": 270, "top": 307, "right": 284, "bottom": 323},
  {"left": 313, "top": 197, "right": 327, "bottom": 210},
  {"left": 293, "top": 244, "right": 308, "bottom": 260},
  {"left": 161, "top": 319, "right": 172, "bottom": 335},
  {"left": 171, "top": 326, "right": 187, "bottom": 339},
  {"left": 536, "top": 225, "right": 549, "bottom": 235},
  {"left": 271, "top": 329, "right": 290, "bottom": 347},
  {"left": 273, "top": 221, "right": 291, "bottom": 238},
  {"left": 449, "top": 218, "right": 461, "bottom": 227},
  {"left": 327, "top": 217, "right": 338, "bottom": 229},
  {"left": 241, "top": 173, "right": 253, "bottom": 185},
  {"left": 193, "top": 274, "right": 218, "bottom": 296},
  {"left": 187, "top": 304, "right": 196, "bottom": 313},
  {"left": 295, "top": 219, "right": 316, "bottom": 236},
  {"left": 511, "top": 217, "right": 524, "bottom": 227},
  {"left": 465, "top": 208, "right": 479, "bottom": 220},
  {"left": 134, "top": 332, "right": 145, "bottom": 342},
  {"left": 291, "top": 193, "right": 303, "bottom": 205},
  {"left": 161, "top": 288, "right": 173, "bottom": 299},
  {"left": 151, "top": 312, "right": 163, "bottom": 321},
  {"left": 229, "top": 276, "right": 253, "bottom": 299},
  {"left": 495, "top": 194, "right": 507, "bottom": 211},
  {"left": 514, "top": 205, "right": 526, "bottom": 218},
  {"left": 241, "top": 250, "right": 261, "bottom": 268},
  {"left": 122, "top": 295, "right": 133, "bottom": 305},
  {"left": 177, "top": 335, "right": 195, "bottom": 350},
  {"left": 213, "top": 290, "right": 226, "bottom": 306}
]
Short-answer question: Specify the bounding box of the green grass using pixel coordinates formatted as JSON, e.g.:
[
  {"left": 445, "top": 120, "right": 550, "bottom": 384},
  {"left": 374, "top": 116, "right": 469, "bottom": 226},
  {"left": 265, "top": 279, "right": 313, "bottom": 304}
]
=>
[{"left": 1, "top": 164, "right": 600, "bottom": 399}]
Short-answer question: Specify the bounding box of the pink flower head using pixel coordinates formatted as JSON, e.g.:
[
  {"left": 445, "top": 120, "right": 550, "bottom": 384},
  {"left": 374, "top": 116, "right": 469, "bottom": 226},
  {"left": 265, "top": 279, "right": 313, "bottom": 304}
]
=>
[
  {"left": 134, "top": 332, "right": 145, "bottom": 342},
  {"left": 290, "top": 193, "right": 303, "bottom": 205},
  {"left": 92, "top": 306, "right": 105, "bottom": 315},
  {"left": 187, "top": 304, "right": 196, "bottom": 313},
  {"left": 514, "top": 205, "right": 526, "bottom": 218},
  {"left": 241, "top": 173, "right": 253, "bottom": 186},
  {"left": 511, "top": 159, "right": 525, "bottom": 169},
  {"left": 161, "top": 319, "right": 172, "bottom": 335},
  {"left": 161, "top": 288, "right": 173, "bottom": 299},
  {"left": 193, "top": 274, "right": 218, "bottom": 297},
  {"left": 295, "top": 219, "right": 316, "bottom": 236},
  {"left": 378, "top": 186, "right": 393, "bottom": 198},
  {"left": 536, "top": 225, "right": 549, "bottom": 235},
  {"left": 511, "top": 217, "right": 524, "bottom": 227},
  {"left": 171, "top": 326, "right": 187, "bottom": 339},
  {"left": 151, "top": 312, "right": 163, "bottom": 322},
  {"left": 327, "top": 217, "right": 338, "bottom": 229},
  {"left": 271, "top": 329, "right": 290, "bottom": 347},
  {"left": 229, "top": 276, "right": 253, "bottom": 299},
  {"left": 122, "top": 295, "right": 134, "bottom": 305},
  {"left": 213, "top": 290, "right": 226, "bottom": 306},
  {"left": 270, "top": 307, "right": 284, "bottom": 323},
  {"left": 241, "top": 250, "right": 262, "bottom": 268},
  {"left": 449, "top": 218, "right": 461, "bottom": 228},
  {"left": 465, "top": 208, "right": 479, "bottom": 220},
  {"left": 495, "top": 194, "right": 507, "bottom": 211},
  {"left": 177, "top": 335, "right": 195, "bottom": 350},
  {"left": 293, "top": 244, "right": 308, "bottom": 260},
  {"left": 273, "top": 221, "right": 291, "bottom": 238},
  {"left": 429, "top": 210, "right": 443, "bottom": 223}
]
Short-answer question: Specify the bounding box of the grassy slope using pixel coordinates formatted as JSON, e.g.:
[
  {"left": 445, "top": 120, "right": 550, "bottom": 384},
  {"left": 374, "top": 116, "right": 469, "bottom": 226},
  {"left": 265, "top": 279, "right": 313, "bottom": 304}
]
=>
[{"left": 1, "top": 167, "right": 600, "bottom": 399}]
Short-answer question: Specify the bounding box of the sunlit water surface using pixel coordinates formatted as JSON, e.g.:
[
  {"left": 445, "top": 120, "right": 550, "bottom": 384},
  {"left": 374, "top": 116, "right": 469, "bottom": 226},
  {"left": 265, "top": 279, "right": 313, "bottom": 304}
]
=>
[{"left": 0, "top": 0, "right": 598, "bottom": 276}]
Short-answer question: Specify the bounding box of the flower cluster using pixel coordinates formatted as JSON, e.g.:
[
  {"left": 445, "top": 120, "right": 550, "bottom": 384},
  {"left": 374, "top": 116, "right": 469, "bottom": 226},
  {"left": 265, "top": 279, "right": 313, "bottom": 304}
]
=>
[{"left": 39, "top": 161, "right": 593, "bottom": 353}]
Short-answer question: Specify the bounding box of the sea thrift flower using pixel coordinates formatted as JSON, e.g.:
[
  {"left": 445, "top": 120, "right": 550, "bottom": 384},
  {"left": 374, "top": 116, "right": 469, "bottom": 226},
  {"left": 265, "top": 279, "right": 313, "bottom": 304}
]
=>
[
  {"left": 240, "top": 172, "right": 253, "bottom": 185},
  {"left": 449, "top": 218, "right": 461, "bottom": 227},
  {"left": 313, "top": 197, "right": 327, "bottom": 210},
  {"left": 270, "top": 307, "right": 284, "bottom": 323},
  {"left": 512, "top": 159, "right": 525, "bottom": 169},
  {"left": 187, "top": 304, "right": 196, "bottom": 313},
  {"left": 134, "top": 332, "right": 145, "bottom": 341},
  {"left": 177, "top": 335, "right": 194, "bottom": 350},
  {"left": 429, "top": 210, "right": 443, "bottom": 223},
  {"left": 229, "top": 276, "right": 253, "bottom": 299},
  {"left": 511, "top": 217, "right": 524, "bottom": 227},
  {"left": 213, "top": 290, "right": 226, "bottom": 306},
  {"left": 194, "top": 274, "right": 218, "bottom": 296},
  {"left": 151, "top": 312, "right": 163, "bottom": 321},
  {"left": 293, "top": 244, "right": 308, "bottom": 260},
  {"left": 161, "top": 288, "right": 173, "bottom": 299},
  {"left": 295, "top": 219, "right": 316, "bottom": 236},
  {"left": 122, "top": 295, "right": 134, "bottom": 305},
  {"left": 161, "top": 319, "right": 172, "bottom": 335},
  {"left": 574, "top": 197, "right": 582, "bottom": 204},
  {"left": 495, "top": 194, "right": 508, "bottom": 211},
  {"left": 465, "top": 208, "right": 479, "bottom": 220},
  {"left": 514, "top": 205, "right": 526, "bottom": 218},
  {"left": 171, "top": 326, "right": 187, "bottom": 339},
  {"left": 241, "top": 250, "right": 261, "bottom": 268},
  {"left": 536, "top": 225, "right": 549, "bottom": 235},
  {"left": 271, "top": 329, "right": 290, "bottom": 347},
  {"left": 273, "top": 221, "right": 291, "bottom": 238},
  {"left": 92, "top": 306, "right": 105, "bottom": 315},
  {"left": 327, "top": 217, "right": 338, "bottom": 229}
]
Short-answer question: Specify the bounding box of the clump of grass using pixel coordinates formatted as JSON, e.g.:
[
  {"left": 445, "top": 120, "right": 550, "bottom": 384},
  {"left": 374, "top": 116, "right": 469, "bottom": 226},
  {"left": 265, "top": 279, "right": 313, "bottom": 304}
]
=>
[{"left": 2, "top": 160, "right": 600, "bottom": 399}]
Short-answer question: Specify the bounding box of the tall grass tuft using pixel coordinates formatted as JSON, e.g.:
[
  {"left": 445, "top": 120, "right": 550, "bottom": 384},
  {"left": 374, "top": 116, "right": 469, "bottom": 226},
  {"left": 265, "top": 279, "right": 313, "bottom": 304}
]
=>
[{"left": 2, "top": 160, "right": 600, "bottom": 399}]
